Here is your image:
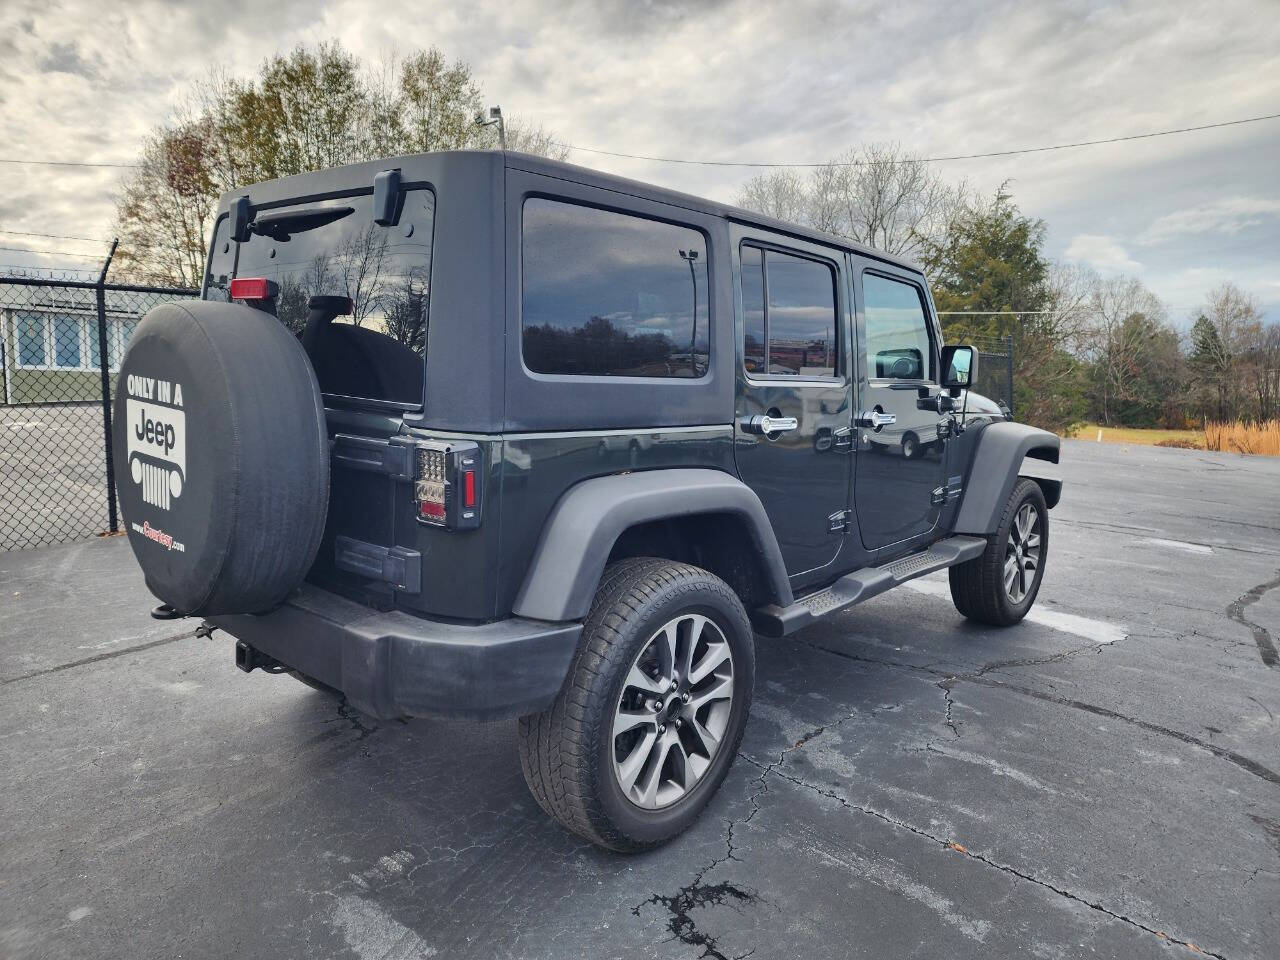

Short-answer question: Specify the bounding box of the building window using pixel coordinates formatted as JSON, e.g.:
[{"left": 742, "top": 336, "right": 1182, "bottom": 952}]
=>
[
  {"left": 16, "top": 312, "right": 47, "bottom": 366},
  {"left": 521, "top": 198, "right": 709, "bottom": 378},
  {"left": 740, "top": 244, "right": 838, "bottom": 377},
  {"left": 9, "top": 311, "right": 139, "bottom": 371},
  {"left": 53, "top": 314, "right": 82, "bottom": 368}
]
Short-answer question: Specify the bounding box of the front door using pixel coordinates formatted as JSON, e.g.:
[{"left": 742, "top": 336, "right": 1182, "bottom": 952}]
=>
[
  {"left": 853, "top": 263, "right": 949, "bottom": 552},
  {"left": 733, "top": 229, "right": 853, "bottom": 585}
]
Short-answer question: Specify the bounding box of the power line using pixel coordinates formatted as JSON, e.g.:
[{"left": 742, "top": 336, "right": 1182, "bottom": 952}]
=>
[
  {"left": 554, "top": 112, "right": 1280, "bottom": 168},
  {"left": 0, "top": 264, "right": 99, "bottom": 274},
  {"left": 0, "top": 228, "right": 108, "bottom": 244},
  {"left": 0, "top": 244, "right": 108, "bottom": 260},
  {"left": 0, "top": 157, "right": 138, "bottom": 169},
  {"left": 3, "top": 111, "right": 1277, "bottom": 173}
]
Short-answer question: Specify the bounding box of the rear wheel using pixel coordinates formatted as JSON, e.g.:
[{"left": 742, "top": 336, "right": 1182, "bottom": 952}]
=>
[
  {"left": 949, "top": 478, "right": 1048, "bottom": 626},
  {"left": 518, "top": 558, "right": 754, "bottom": 851}
]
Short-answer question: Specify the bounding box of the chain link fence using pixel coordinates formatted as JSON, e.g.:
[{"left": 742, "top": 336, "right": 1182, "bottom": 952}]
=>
[
  {"left": 1, "top": 275, "right": 198, "bottom": 551},
  {"left": 967, "top": 334, "right": 1015, "bottom": 419}
]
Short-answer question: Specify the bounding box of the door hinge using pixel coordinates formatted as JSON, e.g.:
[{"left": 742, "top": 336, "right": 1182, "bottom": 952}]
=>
[
  {"left": 931, "top": 486, "right": 946, "bottom": 506},
  {"left": 828, "top": 509, "right": 853, "bottom": 533}
]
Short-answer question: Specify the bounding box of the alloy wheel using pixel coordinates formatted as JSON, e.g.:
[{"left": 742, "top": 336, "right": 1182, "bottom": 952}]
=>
[
  {"left": 1004, "top": 502, "right": 1042, "bottom": 603},
  {"left": 611, "top": 613, "right": 735, "bottom": 810}
]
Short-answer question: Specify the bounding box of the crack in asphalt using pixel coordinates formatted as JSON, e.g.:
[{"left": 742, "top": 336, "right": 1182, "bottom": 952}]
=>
[
  {"left": 0, "top": 627, "right": 203, "bottom": 684},
  {"left": 633, "top": 701, "right": 885, "bottom": 958},
  {"left": 631, "top": 752, "right": 776, "bottom": 960},
  {"left": 1225, "top": 570, "right": 1280, "bottom": 668},
  {"left": 331, "top": 698, "right": 378, "bottom": 742},
  {"left": 743, "top": 755, "right": 1228, "bottom": 960},
  {"left": 795, "top": 637, "right": 1280, "bottom": 788}
]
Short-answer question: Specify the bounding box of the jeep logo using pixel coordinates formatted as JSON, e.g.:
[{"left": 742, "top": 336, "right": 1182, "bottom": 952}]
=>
[
  {"left": 135, "top": 412, "right": 178, "bottom": 455},
  {"left": 125, "top": 394, "right": 187, "bottom": 511}
]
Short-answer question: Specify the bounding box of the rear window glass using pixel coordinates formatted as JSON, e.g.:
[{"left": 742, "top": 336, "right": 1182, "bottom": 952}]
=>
[
  {"left": 521, "top": 198, "right": 709, "bottom": 378},
  {"left": 205, "top": 190, "right": 435, "bottom": 406},
  {"left": 740, "top": 244, "right": 837, "bottom": 377}
]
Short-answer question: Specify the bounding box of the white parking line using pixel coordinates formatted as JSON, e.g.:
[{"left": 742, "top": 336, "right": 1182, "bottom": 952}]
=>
[{"left": 902, "top": 578, "right": 1128, "bottom": 644}]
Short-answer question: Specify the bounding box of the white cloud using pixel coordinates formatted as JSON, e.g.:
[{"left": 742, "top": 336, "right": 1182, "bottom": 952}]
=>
[
  {"left": 1064, "top": 234, "right": 1143, "bottom": 275},
  {"left": 0, "top": 0, "right": 1277, "bottom": 321},
  {"left": 1142, "top": 196, "right": 1280, "bottom": 243}
]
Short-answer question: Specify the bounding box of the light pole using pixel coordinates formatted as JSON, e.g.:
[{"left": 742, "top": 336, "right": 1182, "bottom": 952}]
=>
[
  {"left": 679, "top": 249, "right": 699, "bottom": 377},
  {"left": 475, "top": 105, "right": 505, "bottom": 150}
]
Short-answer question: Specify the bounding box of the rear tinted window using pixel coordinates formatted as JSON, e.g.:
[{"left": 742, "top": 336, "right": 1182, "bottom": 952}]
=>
[
  {"left": 205, "top": 190, "right": 435, "bottom": 405},
  {"left": 521, "top": 198, "right": 709, "bottom": 378},
  {"left": 740, "top": 244, "right": 837, "bottom": 377}
]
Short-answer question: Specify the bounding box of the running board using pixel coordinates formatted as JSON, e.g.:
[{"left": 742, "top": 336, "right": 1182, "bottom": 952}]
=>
[{"left": 751, "top": 535, "right": 987, "bottom": 638}]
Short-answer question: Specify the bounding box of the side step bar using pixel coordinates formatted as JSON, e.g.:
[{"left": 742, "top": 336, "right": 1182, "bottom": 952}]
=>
[{"left": 751, "top": 535, "right": 987, "bottom": 638}]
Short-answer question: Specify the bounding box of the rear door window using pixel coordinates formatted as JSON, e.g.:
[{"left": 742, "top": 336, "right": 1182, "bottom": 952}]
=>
[
  {"left": 521, "top": 198, "right": 709, "bottom": 378},
  {"left": 740, "top": 244, "right": 837, "bottom": 377}
]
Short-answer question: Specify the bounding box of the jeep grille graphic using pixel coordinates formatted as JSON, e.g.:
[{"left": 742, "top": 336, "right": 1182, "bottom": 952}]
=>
[{"left": 141, "top": 461, "right": 171, "bottom": 510}]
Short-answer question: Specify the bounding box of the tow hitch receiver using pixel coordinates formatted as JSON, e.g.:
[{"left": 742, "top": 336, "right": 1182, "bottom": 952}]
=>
[{"left": 235, "top": 641, "right": 283, "bottom": 674}]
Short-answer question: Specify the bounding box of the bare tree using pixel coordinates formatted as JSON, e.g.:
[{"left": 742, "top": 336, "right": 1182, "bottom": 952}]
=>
[
  {"left": 1083, "top": 275, "right": 1169, "bottom": 425},
  {"left": 333, "top": 225, "right": 391, "bottom": 326},
  {"left": 736, "top": 143, "right": 966, "bottom": 258},
  {"left": 502, "top": 116, "right": 571, "bottom": 160},
  {"left": 735, "top": 170, "right": 808, "bottom": 223}
]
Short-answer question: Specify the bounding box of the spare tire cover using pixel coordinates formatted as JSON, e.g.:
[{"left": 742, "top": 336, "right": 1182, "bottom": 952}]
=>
[{"left": 112, "top": 300, "right": 329, "bottom": 616}]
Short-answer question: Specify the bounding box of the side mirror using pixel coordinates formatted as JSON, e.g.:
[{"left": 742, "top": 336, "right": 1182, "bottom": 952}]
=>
[{"left": 941, "top": 344, "right": 977, "bottom": 392}]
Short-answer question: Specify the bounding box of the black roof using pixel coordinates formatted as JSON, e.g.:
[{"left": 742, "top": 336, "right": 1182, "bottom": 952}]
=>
[{"left": 217, "top": 149, "right": 923, "bottom": 275}]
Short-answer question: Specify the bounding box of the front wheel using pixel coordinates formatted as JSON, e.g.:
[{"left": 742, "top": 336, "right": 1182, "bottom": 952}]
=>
[
  {"left": 518, "top": 558, "right": 754, "bottom": 851},
  {"left": 948, "top": 478, "right": 1048, "bottom": 626}
]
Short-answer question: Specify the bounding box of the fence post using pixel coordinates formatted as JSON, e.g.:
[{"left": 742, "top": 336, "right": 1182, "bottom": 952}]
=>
[
  {"left": 1005, "top": 333, "right": 1015, "bottom": 421},
  {"left": 96, "top": 239, "right": 120, "bottom": 533}
]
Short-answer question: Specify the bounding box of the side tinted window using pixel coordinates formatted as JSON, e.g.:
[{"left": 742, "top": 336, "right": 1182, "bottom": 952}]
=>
[
  {"left": 740, "top": 244, "right": 837, "bottom": 377},
  {"left": 522, "top": 198, "right": 709, "bottom": 378},
  {"left": 863, "top": 273, "right": 934, "bottom": 381}
]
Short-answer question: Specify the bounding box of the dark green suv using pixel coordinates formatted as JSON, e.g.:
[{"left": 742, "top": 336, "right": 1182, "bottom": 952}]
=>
[{"left": 114, "top": 150, "right": 1061, "bottom": 851}]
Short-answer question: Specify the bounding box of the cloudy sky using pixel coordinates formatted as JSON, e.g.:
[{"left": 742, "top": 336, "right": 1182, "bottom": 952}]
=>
[{"left": 2, "top": 0, "right": 1277, "bottom": 323}]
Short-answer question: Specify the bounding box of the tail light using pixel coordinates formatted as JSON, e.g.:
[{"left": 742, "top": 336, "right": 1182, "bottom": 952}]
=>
[{"left": 413, "top": 440, "right": 482, "bottom": 530}]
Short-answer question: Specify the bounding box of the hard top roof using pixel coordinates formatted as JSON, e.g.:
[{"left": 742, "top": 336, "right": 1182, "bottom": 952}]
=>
[{"left": 217, "top": 149, "right": 924, "bottom": 275}]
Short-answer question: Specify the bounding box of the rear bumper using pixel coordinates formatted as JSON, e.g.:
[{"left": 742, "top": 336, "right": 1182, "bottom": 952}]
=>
[{"left": 209, "top": 585, "right": 582, "bottom": 720}]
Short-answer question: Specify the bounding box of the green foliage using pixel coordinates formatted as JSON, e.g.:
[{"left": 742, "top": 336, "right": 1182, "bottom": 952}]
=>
[
  {"left": 924, "top": 184, "right": 1048, "bottom": 340},
  {"left": 115, "top": 41, "right": 553, "bottom": 286}
]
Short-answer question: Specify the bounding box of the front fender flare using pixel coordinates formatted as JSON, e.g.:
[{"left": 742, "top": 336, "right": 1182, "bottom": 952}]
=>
[
  {"left": 512, "top": 468, "right": 793, "bottom": 622},
  {"left": 953, "top": 422, "right": 1062, "bottom": 536}
]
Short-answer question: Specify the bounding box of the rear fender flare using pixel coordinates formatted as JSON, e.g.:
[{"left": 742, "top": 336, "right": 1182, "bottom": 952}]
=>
[
  {"left": 953, "top": 422, "right": 1062, "bottom": 536},
  {"left": 512, "top": 468, "right": 793, "bottom": 622}
]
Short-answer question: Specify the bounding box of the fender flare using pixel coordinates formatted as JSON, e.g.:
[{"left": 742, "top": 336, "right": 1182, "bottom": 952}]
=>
[
  {"left": 953, "top": 422, "right": 1062, "bottom": 536},
  {"left": 512, "top": 468, "right": 794, "bottom": 622}
]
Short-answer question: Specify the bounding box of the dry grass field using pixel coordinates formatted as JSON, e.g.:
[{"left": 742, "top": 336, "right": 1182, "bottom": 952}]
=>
[{"left": 1069, "top": 420, "right": 1280, "bottom": 456}]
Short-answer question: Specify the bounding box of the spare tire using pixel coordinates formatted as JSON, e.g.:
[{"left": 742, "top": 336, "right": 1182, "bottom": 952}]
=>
[{"left": 112, "top": 300, "right": 329, "bottom": 616}]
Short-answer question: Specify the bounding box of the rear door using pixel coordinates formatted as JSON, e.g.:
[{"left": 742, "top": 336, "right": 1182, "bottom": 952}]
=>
[
  {"left": 732, "top": 226, "right": 853, "bottom": 587},
  {"left": 851, "top": 260, "right": 949, "bottom": 551}
]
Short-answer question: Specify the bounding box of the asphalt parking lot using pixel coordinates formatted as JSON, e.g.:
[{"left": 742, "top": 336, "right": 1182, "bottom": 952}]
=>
[{"left": 2, "top": 438, "right": 1278, "bottom": 960}]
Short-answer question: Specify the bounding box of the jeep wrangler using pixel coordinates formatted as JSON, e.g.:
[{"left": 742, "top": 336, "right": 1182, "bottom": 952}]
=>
[{"left": 113, "top": 150, "right": 1060, "bottom": 852}]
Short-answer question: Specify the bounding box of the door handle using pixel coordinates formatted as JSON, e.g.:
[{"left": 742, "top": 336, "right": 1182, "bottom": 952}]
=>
[
  {"left": 740, "top": 414, "right": 799, "bottom": 435},
  {"left": 855, "top": 410, "right": 896, "bottom": 430}
]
